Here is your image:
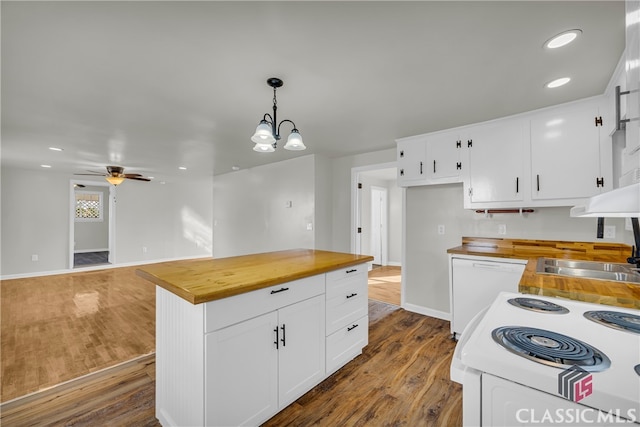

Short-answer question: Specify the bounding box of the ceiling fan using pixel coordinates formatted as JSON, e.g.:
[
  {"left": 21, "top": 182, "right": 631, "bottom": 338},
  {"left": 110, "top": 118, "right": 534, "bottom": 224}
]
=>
[{"left": 75, "top": 166, "right": 151, "bottom": 186}]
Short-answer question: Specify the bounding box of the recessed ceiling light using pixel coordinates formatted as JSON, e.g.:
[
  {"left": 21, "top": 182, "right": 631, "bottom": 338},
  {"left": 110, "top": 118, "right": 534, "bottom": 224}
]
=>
[
  {"left": 544, "top": 29, "right": 582, "bottom": 49},
  {"left": 48, "top": 147, "right": 64, "bottom": 152},
  {"left": 546, "top": 77, "right": 571, "bottom": 89},
  {"left": 40, "top": 164, "right": 52, "bottom": 168},
  {"left": 178, "top": 166, "right": 187, "bottom": 170}
]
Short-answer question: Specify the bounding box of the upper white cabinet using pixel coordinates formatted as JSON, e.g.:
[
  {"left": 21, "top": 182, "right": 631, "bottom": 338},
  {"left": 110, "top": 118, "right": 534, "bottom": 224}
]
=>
[
  {"left": 425, "top": 129, "right": 463, "bottom": 183},
  {"left": 530, "top": 98, "right": 611, "bottom": 202},
  {"left": 623, "top": 0, "right": 640, "bottom": 177},
  {"left": 464, "top": 118, "right": 527, "bottom": 207},
  {"left": 396, "top": 130, "right": 463, "bottom": 187},
  {"left": 397, "top": 137, "right": 427, "bottom": 187}
]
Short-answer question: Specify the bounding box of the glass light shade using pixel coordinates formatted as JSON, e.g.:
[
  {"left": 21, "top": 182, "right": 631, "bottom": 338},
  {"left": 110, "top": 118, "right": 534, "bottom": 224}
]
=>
[
  {"left": 105, "top": 176, "right": 125, "bottom": 185},
  {"left": 253, "top": 142, "right": 275, "bottom": 153},
  {"left": 251, "top": 120, "right": 276, "bottom": 144},
  {"left": 283, "top": 129, "right": 306, "bottom": 151}
]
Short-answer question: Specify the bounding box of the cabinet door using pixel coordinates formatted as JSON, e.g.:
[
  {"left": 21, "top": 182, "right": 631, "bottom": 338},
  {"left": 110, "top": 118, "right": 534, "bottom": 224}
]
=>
[
  {"left": 278, "top": 295, "right": 325, "bottom": 408},
  {"left": 625, "top": 0, "right": 640, "bottom": 157},
  {"left": 530, "top": 102, "right": 602, "bottom": 200},
  {"left": 205, "top": 311, "right": 279, "bottom": 427},
  {"left": 467, "top": 120, "right": 526, "bottom": 203},
  {"left": 397, "top": 139, "right": 427, "bottom": 186},
  {"left": 426, "top": 130, "right": 463, "bottom": 182}
]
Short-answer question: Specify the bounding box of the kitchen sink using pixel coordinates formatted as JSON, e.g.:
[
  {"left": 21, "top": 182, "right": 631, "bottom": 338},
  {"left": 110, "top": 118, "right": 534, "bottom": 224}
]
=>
[{"left": 536, "top": 258, "right": 640, "bottom": 283}]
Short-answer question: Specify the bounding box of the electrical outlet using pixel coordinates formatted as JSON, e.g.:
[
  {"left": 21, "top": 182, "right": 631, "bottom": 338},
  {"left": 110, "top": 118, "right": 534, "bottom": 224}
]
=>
[
  {"left": 306, "top": 223, "right": 313, "bottom": 231},
  {"left": 604, "top": 225, "right": 616, "bottom": 239},
  {"left": 437, "top": 225, "right": 445, "bottom": 235},
  {"left": 142, "top": 246, "right": 148, "bottom": 253},
  {"left": 498, "top": 224, "right": 507, "bottom": 235},
  {"left": 31, "top": 254, "right": 38, "bottom": 261}
]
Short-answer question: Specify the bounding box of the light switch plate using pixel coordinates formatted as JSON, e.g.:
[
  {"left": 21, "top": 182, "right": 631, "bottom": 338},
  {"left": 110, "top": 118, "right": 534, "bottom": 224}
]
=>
[{"left": 603, "top": 225, "right": 616, "bottom": 239}]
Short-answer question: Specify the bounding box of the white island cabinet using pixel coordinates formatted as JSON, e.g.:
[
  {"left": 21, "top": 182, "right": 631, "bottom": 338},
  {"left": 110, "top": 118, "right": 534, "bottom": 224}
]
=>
[{"left": 138, "top": 249, "right": 372, "bottom": 427}]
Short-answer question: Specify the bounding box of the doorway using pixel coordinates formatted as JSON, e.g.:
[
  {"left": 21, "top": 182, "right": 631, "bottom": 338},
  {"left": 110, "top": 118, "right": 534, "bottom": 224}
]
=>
[{"left": 69, "top": 180, "right": 115, "bottom": 269}]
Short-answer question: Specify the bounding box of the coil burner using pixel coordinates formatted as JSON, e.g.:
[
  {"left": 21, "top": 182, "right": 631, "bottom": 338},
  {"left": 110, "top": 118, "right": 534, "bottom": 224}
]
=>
[
  {"left": 507, "top": 297, "right": 569, "bottom": 314},
  {"left": 491, "top": 326, "right": 611, "bottom": 371},
  {"left": 584, "top": 311, "right": 640, "bottom": 335}
]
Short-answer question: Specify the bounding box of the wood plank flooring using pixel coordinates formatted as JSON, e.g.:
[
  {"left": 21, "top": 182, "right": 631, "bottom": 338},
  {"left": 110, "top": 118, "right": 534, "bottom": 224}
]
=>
[
  {"left": 1, "top": 266, "right": 156, "bottom": 402},
  {"left": 1, "top": 300, "right": 462, "bottom": 426},
  {"left": 368, "top": 265, "right": 401, "bottom": 306}
]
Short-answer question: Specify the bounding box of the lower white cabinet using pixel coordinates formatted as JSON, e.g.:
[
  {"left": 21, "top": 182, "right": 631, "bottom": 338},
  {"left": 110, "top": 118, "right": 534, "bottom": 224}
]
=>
[
  {"left": 205, "top": 295, "right": 325, "bottom": 426},
  {"left": 155, "top": 264, "right": 369, "bottom": 427},
  {"left": 325, "top": 264, "right": 369, "bottom": 375}
]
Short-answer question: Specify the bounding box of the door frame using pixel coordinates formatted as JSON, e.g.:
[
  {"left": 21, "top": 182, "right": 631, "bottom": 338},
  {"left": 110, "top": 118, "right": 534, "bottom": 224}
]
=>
[
  {"left": 69, "top": 179, "right": 116, "bottom": 269},
  {"left": 350, "top": 161, "right": 396, "bottom": 256}
]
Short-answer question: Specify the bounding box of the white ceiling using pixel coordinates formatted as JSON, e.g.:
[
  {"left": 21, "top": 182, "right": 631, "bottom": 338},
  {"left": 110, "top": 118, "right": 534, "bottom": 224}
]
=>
[{"left": 1, "top": 1, "right": 625, "bottom": 182}]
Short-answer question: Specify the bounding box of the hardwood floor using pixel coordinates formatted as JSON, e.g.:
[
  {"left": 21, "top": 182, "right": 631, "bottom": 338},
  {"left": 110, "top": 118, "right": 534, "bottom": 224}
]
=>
[
  {"left": 1, "top": 266, "right": 156, "bottom": 402},
  {"left": 1, "top": 300, "right": 462, "bottom": 426},
  {"left": 368, "top": 265, "right": 401, "bottom": 306}
]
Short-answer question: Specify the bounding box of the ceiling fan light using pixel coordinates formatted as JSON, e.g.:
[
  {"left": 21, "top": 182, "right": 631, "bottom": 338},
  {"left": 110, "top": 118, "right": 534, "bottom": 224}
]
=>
[
  {"left": 283, "top": 129, "right": 306, "bottom": 151},
  {"left": 253, "top": 142, "right": 275, "bottom": 153},
  {"left": 105, "top": 176, "right": 125, "bottom": 186},
  {"left": 251, "top": 120, "right": 276, "bottom": 144}
]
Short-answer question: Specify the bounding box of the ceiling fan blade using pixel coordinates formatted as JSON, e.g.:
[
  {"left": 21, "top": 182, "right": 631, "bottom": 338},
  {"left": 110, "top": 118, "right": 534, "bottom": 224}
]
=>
[
  {"left": 123, "top": 173, "right": 143, "bottom": 178},
  {"left": 125, "top": 176, "right": 151, "bottom": 182},
  {"left": 74, "top": 172, "right": 107, "bottom": 176}
]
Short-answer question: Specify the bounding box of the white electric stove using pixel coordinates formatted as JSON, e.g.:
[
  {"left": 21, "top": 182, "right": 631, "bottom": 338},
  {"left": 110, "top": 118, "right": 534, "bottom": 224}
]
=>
[{"left": 451, "top": 292, "right": 640, "bottom": 426}]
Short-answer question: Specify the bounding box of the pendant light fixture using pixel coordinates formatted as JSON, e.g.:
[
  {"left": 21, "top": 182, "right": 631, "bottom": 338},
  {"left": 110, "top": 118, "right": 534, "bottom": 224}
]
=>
[{"left": 251, "top": 77, "right": 306, "bottom": 152}]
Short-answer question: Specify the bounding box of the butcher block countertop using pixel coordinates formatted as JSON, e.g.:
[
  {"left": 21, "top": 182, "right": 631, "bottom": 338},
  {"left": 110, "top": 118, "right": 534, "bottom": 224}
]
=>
[
  {"left": 136, "top": 249, "right": 373, "bottom": 304},
  {"left": 448, "top": 237, "right": 639, "bottom": 309}
]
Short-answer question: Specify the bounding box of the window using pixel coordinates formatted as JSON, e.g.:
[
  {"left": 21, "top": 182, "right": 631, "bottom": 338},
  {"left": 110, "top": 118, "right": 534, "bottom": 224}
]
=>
[{"left": 75, "top": 191, "right": 103, "bottom": 222}]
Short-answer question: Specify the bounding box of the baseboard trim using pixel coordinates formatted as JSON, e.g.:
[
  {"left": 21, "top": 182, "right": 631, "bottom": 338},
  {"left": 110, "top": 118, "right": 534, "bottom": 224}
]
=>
[
  {"left": 0, "top": 254, "right": 212, "bottom": 280},
  {"left": 74, "top": 248, "right": 109, "bottom": 254},
  {"left": 402, "top": 303, "right": 451, "bottom": 322}
]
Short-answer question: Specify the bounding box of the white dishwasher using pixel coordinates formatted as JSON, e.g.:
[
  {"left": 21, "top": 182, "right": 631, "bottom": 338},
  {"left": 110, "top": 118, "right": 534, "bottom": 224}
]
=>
[{"left": 449, "top": 255, "right": 526, "bottom": 339}]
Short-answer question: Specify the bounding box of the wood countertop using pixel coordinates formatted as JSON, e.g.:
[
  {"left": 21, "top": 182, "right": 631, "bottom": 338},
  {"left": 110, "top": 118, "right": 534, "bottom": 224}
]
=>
[
  {"left": 448, "top": 237, "right": 638, "bottom": 309},
  {"left": 136, "top": 249, "right": 374, "bottom": 304}
]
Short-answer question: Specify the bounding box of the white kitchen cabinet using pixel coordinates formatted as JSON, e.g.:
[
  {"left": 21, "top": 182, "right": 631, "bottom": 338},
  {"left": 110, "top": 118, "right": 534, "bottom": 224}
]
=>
[
  {"left": 205, "top": 295, "right": 325, "bottom": 426},
  {"left": 426, "top": 129, "right": 463, "bottom": 183},
  {"left": 205, "top": 311, "right": 279, "bottom": 426},
  {"left": 325, "top": 264, "right": 368, "bottom": 375},
  {"left": 530, "top": 98, "right": 612, "bottom": 202},
  {"left": 621, "top": 0, "right": 640, "bottom": 182},
  {"left": 397, "top": 137, "right": 427, "bottom": 187},
  {"left": 464, "top": 118, "right": 527, "bottom": 207},
  {"left": 449, "top": 255, "right": 526, "bottom": 339}
]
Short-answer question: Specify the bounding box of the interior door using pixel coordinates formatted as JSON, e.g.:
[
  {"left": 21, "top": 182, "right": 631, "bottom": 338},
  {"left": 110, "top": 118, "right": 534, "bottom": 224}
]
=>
[{"left": 370, "top": 186, "right": 388, "bottom": 265}]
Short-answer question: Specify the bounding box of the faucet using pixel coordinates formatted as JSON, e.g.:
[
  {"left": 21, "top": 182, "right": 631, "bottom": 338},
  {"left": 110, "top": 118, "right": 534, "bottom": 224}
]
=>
[{"left": 628, "top": 218, "right": 640, "bottom": 268}]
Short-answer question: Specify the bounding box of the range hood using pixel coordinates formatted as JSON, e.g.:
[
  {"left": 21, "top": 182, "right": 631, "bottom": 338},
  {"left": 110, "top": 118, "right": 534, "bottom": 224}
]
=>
[{"left": 570, "top": 182, "right": 640, "bottom": 217}]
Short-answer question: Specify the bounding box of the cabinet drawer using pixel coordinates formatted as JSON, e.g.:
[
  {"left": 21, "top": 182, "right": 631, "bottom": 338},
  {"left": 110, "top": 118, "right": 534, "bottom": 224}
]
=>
[
  {"left": 326, "top": 315, "right": 368, "bottom": 375},
  {"left": 326, "top": 263, "right": 367, "bottom": 283},
  {"left": 326, "top": 279, "right": 367, "bottom": 335},
  {"left": 326, "top": 264, "right": 367, "bottom": 300},
  {"left": 205, "top": 275, "right": 325, "bottom": 332}
]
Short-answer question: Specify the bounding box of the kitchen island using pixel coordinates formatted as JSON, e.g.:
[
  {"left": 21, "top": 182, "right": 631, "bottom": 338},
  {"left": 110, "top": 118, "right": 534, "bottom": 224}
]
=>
[{"left": 137, "top": 249, "right": 373, "bottom": 427}]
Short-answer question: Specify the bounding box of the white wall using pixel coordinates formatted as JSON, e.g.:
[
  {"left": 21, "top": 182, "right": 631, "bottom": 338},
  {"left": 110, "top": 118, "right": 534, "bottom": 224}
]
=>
[
  {"left": 212, "top": 155, "right": 321, "bottom": 258},
  {"left": 0, "top": 166, "right": 213, "bottom": 277}
]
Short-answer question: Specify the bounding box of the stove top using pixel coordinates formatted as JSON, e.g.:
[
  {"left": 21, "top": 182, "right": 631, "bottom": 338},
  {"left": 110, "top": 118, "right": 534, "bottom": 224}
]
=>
[
  {"left": 584, "top": 310, "right": 640, "bottom": 335},
  {"left": 508, "top": 297, "right": 570, "bottom": 314},
  {"left": 491, "top": 326, "right": 610, "bottom": 371},
  {"left": 459, "top": 292, "right": 640, "bottom": 417}
]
